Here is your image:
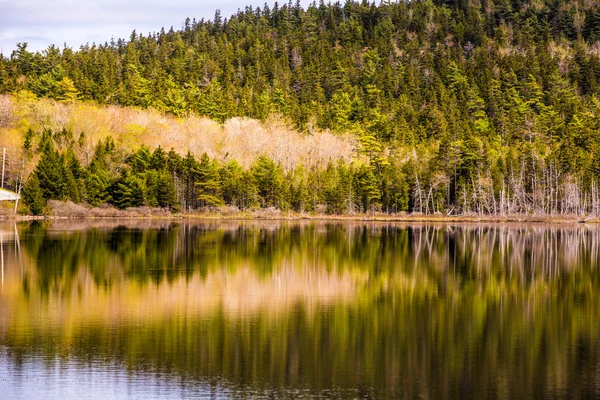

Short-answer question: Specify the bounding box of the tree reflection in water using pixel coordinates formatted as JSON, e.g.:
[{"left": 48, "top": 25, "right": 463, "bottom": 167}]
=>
[{"left": 0, "top": 221, "right": 599, "bottom": 399}]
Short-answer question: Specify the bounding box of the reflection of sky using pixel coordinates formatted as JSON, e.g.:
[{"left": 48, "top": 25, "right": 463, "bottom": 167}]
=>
[
  {"left": 0, "top": 357, "right": 237, "bottom": 399},
  {"left": 0, "top": 0, "right": 310, "bottom": 56}
]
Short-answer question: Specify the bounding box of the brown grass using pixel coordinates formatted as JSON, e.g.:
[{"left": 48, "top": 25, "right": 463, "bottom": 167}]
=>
[
  {"left": 1, "top": 201, "right": 582, "bottom": 224},
  {"left": 47, "top": 200, "right": 171, "bottom": 218}
]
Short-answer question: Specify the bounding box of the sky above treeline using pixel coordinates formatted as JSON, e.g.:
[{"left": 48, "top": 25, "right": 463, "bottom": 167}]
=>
[{"left": 0, "top": 0, "right": 311, "bottom": 56}]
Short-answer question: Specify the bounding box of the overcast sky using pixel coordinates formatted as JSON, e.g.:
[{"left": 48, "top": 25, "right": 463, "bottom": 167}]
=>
[{"left": 0, "top": 0, "right": 310, "bottom": 56}]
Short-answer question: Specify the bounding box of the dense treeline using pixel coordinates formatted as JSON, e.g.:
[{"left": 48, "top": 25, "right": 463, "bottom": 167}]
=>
[
  {"left": 21, "top": 128, "right": 408, "bottom": 214},
  {"left": 6, "top": 0, "right": 600, "bottom": 215}
]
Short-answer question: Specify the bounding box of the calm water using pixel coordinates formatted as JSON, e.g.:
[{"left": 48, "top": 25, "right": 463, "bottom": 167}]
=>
[{"left": 0, "top": 220, "right": 599, "bottom": 399}]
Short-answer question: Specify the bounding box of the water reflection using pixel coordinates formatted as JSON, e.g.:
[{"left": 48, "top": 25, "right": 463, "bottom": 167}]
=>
[{"left": 1, "top": 221, "right": 599, "bottom": 399}]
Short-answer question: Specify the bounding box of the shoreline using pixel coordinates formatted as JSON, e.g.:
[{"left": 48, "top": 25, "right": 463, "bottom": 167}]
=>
[
  {"left": 0, "top": 199, "right": 597, "bottom": 224},
  {"left": 2, "top": 210, "right": 598, "bottom": 224}
]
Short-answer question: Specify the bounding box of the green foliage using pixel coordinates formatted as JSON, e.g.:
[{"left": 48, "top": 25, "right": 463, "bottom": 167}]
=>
[
  {"left": 4, "top": 0, "right": 598, "bottom": 139},
  {"left": 380, "top": 160, "right": 410, "bottom": 213},
  {"left": 195, "top": 153, "right": 224, "bottom": 207},
  {"left": 84, "top": 138, "right": 117, "bottom": 206},
  {"left": 57, "top": 77, "right": 82, "bottom": 104},
  {"left": 34, "top": 133, "right": 70, "bottom": 201},
  {"left": 220, "top": 160, "right": 256, "bottom": 209},
  {"left": 323, "top": 161, "right": 355, "bottom": 214},
  {"left": 355, "top": 164, "right": 381, "bottom": 212},
  {"left": 12, "top": 0, "right": 600, "bottom": 215},
  {"left": 145, "top": 170, "right": 179, "bottom": 210},
  {"left": 288, "top": 166, "right": 312, "bottom": 213},
  {"left": 109, "top": 170, "right": 145, "bottom": 209},
  {"left": 22, "top": 175, "right": 46, "bottom": 215},
  {"left": 252, "top": 155, "right": 286, "bottom": 209}
]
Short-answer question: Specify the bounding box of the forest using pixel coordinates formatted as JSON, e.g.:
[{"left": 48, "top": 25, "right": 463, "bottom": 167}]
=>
[{"left": 3, "top": 0, "right": 600, "bottom": 215}]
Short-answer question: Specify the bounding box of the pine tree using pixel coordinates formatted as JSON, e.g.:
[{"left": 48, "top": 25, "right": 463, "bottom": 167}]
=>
[
  {"left": 150, "top": 146, "right": 168, "bottom": 171},
  {"left": 84, "top": 141, "right": 115, "bottom": 206},
  {"left": 195, "top": 153, "right": 223, "bottom": 207},
  {"left": 323, "top": 162, "right": 346, "bottom": 214},
  {"left": 156, "top": 171, "right": 179, "bottom": 210},
  {"left": 128, "top": 146, "right": 152, "bottom": 173},
  {"left": 252, "top": 155, "right": 285, "bottom": 208},
  {"left": 355, "top": 164, "right": 381, "bottom": 212},
  {"left": 109, "top": 170, "right": 145, "bottom": 209},
  {"left": 220, "top": 159, "right": 257, "bottom": 209},
  {"left": 57, "top": 77, "right": 82, "bottom": 104},
  {"left": 22, "top": 175, "right": 46, "bottom": 215},
  {"left": 85, "top": 169, "right": 112, "bottom": 206},
  {"left": 34, "top": 133, "right": 68, "bottom": 201},
  {"left": 182, "top": 152, "right": 198, "bottom": 210},
  {"left": 288, "top": 166, "right": 311, "bottom": 212}
]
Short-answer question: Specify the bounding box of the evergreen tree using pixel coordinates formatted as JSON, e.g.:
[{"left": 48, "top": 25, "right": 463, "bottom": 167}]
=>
[
  {"left": 220, "top": 159, "right": 256, "bottom": 209},
  {"left": 355, "top": 164, "right": 381, "bottom": 212},
  {"left": 156, "top": 171, "right": 179, "bottom": 210},
  {"left": 57, "top": 77, "right": 82, "bottom": 103},
  {"left": 34, "top": 133, "right": 68, "bottom": 201},
  {"left": 22, "top": 175, "right": 46, "bottom": 215},
  {"left": 109, "top": 170, "right": 145, "bottom": 209},
  {"left": 84, "top": 141, "right": 115, "bottom": 206},
  {"left": 323, "top": 162, "right": 346, "bottom": 214},
  {"left": 252, "top": 155, "right": 285, "bottom": 209},
  {"left": 195, "top": 153, "right": 223, "bottom": 207}
]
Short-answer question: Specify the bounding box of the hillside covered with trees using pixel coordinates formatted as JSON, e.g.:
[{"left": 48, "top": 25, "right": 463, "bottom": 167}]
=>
[{"left": 3, "top": 0, "right": 600, "bottom": 215}]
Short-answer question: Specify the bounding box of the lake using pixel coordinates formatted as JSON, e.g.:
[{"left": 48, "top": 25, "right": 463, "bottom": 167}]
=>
[{"left": 0, "top": 220, "right": 599, "bottom": 399}]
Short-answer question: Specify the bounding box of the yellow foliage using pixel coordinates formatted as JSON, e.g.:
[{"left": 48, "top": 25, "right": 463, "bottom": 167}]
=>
[
  {"left": 121, "top": 123, "right": 148, "bottom": 145},
  {"left": 0, "top": 94, "right": 357, "bottom": 169}
]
